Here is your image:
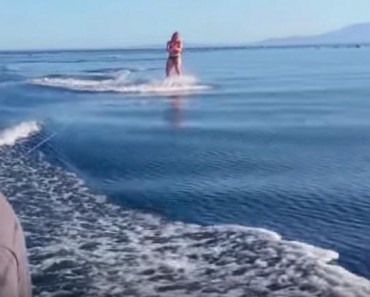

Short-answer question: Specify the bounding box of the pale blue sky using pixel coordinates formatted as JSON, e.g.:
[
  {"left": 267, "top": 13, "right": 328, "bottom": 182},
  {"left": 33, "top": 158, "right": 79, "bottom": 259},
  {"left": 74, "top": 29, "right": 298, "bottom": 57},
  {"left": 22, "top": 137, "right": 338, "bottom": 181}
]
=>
[{"left": 1, "top": 0, "right": 370, "bottom": 50}]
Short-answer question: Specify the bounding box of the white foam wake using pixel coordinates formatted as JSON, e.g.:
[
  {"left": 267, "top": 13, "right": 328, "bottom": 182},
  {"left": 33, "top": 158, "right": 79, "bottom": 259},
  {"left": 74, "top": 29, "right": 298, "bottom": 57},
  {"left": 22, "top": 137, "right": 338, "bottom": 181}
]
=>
[
  {"left": 0, "top": 121, "right": 40, "bottom": 148},
  {"left": 1, "top": 146, "right": 370, "bottom": 296},
  {"left": 30, "top": 75, "right": 210, "bottom": 94}
]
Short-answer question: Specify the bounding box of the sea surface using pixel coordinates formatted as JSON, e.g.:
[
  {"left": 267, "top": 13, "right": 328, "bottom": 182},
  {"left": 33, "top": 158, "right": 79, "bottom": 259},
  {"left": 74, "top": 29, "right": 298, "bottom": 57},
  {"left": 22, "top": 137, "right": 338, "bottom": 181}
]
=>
[{"left": 1, "top": 46, "right": 370, "bottom": 296}]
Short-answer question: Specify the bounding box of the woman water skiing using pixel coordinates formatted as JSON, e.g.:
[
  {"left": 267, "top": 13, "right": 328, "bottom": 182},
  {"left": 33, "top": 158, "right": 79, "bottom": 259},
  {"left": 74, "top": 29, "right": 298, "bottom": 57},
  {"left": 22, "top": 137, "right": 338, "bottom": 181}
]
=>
[{"left": 166, "top": 32, "right": 183, "bottom": 77}]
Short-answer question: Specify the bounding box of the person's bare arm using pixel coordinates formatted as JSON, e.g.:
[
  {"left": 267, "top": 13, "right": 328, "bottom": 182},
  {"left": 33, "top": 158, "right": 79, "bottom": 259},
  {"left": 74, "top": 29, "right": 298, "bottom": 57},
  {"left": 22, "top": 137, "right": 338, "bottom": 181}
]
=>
[
  {"left": 166, "top": 41, "right": 171, "bottom": 52},
  {"left": 169, "top": 41, "right": 182, "bottom": 55},
  {"left": 177, "top": 41, "right": 183, "bottom": 51},
  {"left": 0, "top": 247, "right": 19, "bottom": 297},
  {"left": 0, "top": 194, "right": 32, "bottom": 297},
  {"left": 173, "top": 41, "right": 183, "bottom": 53}
]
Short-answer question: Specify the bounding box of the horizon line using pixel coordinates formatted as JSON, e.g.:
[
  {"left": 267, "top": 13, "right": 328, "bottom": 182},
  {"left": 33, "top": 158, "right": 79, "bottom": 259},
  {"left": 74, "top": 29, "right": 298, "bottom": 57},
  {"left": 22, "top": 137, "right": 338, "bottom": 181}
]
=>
[{"left": 1, "top": 42, "right": 369, "bottom": 53}]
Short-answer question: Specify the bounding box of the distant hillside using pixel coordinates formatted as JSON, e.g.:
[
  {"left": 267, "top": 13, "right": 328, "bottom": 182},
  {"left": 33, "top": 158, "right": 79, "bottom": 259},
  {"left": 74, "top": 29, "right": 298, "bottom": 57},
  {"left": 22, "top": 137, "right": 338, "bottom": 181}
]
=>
[{"left": 257, "top": 23, "right": 370, "bottom": 46}]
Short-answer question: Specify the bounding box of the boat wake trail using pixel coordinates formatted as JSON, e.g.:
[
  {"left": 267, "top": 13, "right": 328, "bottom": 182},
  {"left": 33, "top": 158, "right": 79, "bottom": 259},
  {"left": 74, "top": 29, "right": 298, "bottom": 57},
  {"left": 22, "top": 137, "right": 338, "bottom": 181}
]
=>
[
  {"left": 1, "top": 124, "right": 370, "bottom": 296},
  {"left": 29, "top": 72, "right": 210, "bottom": 95},
  {"left": 0, "top": 121, "right": 40, "bottom": 148}
]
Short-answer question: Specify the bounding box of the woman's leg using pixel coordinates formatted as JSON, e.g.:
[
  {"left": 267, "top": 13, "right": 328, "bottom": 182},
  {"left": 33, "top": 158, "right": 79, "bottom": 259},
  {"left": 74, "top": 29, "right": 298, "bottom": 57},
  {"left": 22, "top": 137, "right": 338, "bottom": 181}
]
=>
[
  {"left": 174, "top": 57, "right": 182, "bottom": 75},
  {"left": 166, "top": 59, "right": 173, "bottom": 77}
]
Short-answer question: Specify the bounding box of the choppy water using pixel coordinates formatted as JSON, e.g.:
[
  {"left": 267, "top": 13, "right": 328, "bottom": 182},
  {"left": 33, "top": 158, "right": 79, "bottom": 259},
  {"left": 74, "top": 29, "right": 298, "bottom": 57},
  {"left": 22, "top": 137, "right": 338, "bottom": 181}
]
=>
[{"left": 1, "top": 47, "right": 370, "bottom": 296}]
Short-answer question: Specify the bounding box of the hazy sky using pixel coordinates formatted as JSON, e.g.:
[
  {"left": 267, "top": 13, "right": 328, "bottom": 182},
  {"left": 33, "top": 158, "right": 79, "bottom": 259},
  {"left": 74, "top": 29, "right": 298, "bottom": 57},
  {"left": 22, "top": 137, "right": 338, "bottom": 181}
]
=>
[{"left": 1, "top": 0, "right": 370, "bottom": 50}]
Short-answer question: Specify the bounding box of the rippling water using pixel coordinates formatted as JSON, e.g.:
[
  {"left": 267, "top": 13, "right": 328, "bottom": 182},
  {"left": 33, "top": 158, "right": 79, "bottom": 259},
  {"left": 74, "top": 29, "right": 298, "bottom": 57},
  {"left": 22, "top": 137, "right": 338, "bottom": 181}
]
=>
[{"left": 1, "top": 47, "right": 370, "bottom": 296}]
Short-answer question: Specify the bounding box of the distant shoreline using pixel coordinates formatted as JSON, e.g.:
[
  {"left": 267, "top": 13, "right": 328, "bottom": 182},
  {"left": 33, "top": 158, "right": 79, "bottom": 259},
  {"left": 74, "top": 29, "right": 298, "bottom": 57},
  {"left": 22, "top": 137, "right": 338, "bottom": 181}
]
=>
[{"left": 1, "top": 43, "right": 370, "bottom": 54}]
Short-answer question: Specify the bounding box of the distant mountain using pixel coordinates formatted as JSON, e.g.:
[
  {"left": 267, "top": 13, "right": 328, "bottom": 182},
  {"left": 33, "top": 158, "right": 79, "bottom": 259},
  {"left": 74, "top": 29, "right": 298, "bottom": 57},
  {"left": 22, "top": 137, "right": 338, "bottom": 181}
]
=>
[{"left": 257, "top": 23, "right": 370, "bottom": 46}]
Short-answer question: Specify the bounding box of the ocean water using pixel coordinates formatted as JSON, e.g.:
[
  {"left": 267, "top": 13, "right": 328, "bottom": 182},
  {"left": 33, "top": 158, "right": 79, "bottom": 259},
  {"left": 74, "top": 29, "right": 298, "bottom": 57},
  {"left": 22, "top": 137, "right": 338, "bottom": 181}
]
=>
[{"left": 1, "top": 47, "right": 370, "bottom": 296}]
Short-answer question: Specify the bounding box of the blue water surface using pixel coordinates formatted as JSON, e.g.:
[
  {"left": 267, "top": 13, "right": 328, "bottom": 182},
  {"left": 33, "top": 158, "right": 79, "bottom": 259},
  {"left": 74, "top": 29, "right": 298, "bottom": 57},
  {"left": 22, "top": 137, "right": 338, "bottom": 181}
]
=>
[{"left": 1, "top": 46, "right": 370, "bottom": 281}]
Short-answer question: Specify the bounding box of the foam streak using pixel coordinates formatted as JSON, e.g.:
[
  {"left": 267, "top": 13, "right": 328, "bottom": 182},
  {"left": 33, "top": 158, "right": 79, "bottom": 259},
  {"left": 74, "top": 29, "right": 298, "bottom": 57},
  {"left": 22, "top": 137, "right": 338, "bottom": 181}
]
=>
[
  {"left": 0, "top": 121, "right": 40, "bottom": 148},
  {"left": 30, "top": 75, "right": 210, "bottom": 95},
  {"left": 0, "top": 147, "right": 370, "bottom": 296}
]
